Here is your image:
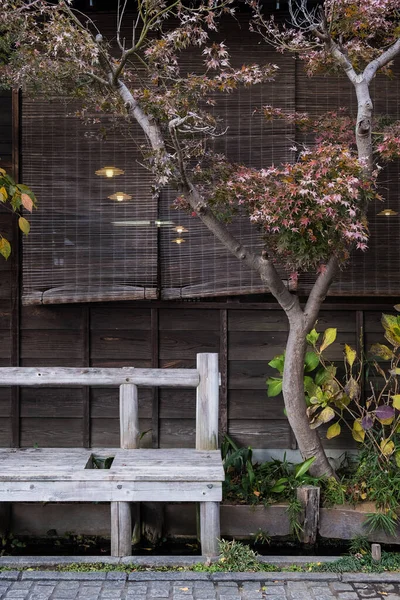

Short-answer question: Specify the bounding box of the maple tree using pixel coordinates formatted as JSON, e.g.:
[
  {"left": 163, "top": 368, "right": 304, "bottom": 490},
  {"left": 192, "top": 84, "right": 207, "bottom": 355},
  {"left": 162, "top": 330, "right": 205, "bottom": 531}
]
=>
[{"left": 1, "top": 0, "right": 400, "bottom": 477}]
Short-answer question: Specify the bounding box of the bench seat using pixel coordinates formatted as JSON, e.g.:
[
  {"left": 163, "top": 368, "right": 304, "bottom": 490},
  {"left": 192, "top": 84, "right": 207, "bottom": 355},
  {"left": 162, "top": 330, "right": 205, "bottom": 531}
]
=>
[{"left": 0, "top": 448, "right": 223, "bottom": 502}]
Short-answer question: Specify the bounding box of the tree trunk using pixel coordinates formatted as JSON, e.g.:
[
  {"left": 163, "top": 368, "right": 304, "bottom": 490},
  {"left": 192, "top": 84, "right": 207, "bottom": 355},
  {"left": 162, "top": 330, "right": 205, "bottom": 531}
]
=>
[
  {"left": 282, "top": 321, "right": 336, "bottom": 478},
  {"left": 355, "top": 78, "right": 374, "bottom": 173}
]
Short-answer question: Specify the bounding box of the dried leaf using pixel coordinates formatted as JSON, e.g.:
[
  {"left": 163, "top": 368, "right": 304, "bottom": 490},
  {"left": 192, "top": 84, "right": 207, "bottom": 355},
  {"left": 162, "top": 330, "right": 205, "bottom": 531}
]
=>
[
  {"left": 361, "top": 414, "right": 374, "bottom": 430},
  {"left": 345, "top": 377, "right": 360, "bottom": 401},
  {"left": 309, "top": 406, "right": 335, "bottom": 429},
  {"left": 352, "top": 420, "right": 365, "bottom": 443},
  {"left": 21, "top": 193, "right": 33, "bottom": 212},
  {"left": 392, "top": 395, "right": 400, "bottom": 410},
  {"left": 369, "top": 343, "right": 394, "bottom": 361},
  {"left": 344, "top": 344, "right": 357, "bottom": 367},
  {"left": 380, "top": 438, "right": 395, "bottom": 456}
]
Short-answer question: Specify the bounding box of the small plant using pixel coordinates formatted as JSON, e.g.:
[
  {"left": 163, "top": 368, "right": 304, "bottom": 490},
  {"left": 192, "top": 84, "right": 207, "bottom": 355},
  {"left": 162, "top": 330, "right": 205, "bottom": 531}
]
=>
[
  {"left": 252, "top": 529, "right": 271, "bottom": 545},
  {"left": 218, "top": 539, "right": 261, "bottom": 572},
  {"left": 364, "top": 511, "right": 398, "bottom": 537},
  {"left": 267, "top": 306, "right": 400, "bottom": 468},
  {"left": 0, "top": 533, "right": 25, "bottom": 556},
  {"left": 286, "top": 498, "right": 303, "bottom": 541},
  {"left": 348, "top": 535, "right": 370, "bottom": 555}
]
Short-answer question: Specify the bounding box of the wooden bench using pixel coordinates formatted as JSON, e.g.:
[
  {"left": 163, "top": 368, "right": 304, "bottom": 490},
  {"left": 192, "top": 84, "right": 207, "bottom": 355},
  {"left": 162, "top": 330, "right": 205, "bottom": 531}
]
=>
[{"left": 0, "top": 353, "right": 224, "bottom": 557}]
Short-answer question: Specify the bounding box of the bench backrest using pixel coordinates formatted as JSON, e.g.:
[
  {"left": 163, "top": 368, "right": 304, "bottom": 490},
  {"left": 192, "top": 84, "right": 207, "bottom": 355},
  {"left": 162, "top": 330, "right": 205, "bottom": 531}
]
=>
[{"left": 0, "top": 353, "right": 219, "bottom": 451}]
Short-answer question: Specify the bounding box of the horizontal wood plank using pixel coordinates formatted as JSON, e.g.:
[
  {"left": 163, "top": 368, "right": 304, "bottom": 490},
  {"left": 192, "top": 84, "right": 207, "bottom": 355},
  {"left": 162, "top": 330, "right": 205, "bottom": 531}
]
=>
[{"left": 0, "top": 367, "right": 200, "bottom": 387}]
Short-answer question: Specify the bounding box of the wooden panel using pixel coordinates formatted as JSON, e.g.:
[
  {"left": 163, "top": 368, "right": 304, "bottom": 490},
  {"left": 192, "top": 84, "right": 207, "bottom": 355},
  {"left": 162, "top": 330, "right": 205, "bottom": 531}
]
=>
[
  {"left": 20, "top": 418, "right": 83, "bottom": 447},
  {"left": 159, "top": 309, "right": 219, "bottom": 330},
  {"left": 159, "top": 418, "right": 195, "bottom": 448},
  {"left": 229, "top": 331, "right": 287, "bottom": 361},
  {"left": 228, "top": 361, "right": 270, "bottom": 390},
  {"left": 21, "top": 305, "right": 84, "bottom": 330},
  {"left": 0, "top": 418, "right": 11, "bottom": 447},
  {"left": 90, "top": 388, "right": 152, "bottom": 418},
  {"left": 20, "top": 330, "right": 83, "bottom": 359},
  {"left": 90, "top": 418, "right": 152, "bottom": 448},
  {"left": 159, "top": 389, "right": 195, "bottom": 419},
  {"left": 0, "top": 331, "right": 11, "bottom": 358},
  {"left": 364, "top": 310, "right": 395, "bottom": 333},
  {"left": 0, "top": 390, "right": 11, "bottom": 417},
  {"left": 228, "top": 310, "right": 288, "bottom": 332},
  {"left": 159, "top": 331, "right": 219, "bottom": 359},
  {"left": 91, "top": 359, "right": 151, "bottom": 368},
  {"left": 90, "top": 330, "right": 151, "bottom": 359},
  {"left": 228, "top": 419, "right": 291, "bottom": 449},
  {"left": 90, "top": 307, "right": 151, "bottom": 330},
  {"left": 229, "top": 390, "right": 284, "bottom": 420},
  {"left": 0, "top": 302, "right": 12, "bottom": 329},
  {"left": 20, "top": 388, "right": 84, "bottom": 418}
]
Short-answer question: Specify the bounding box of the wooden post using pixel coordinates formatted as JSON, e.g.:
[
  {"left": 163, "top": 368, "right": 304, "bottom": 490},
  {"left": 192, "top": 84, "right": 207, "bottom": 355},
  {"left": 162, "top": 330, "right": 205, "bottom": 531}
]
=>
[
  {"left": 111, "top": 384, "right": 140, "bottom": 556},
  {"left": 200, "top": 502, "right": 220, "bottom": 557},
  {"left": 296, "top": 485, "right": 320, "bottom": 545},
  {"left": 111, "top": 502, "right": 132, "bottom": 557},
  {"left": 372, "top": 543, "right": 381, "bottom": 562},
  {"left": 196, "top": 353, "right": 219, "bottom": 451},
  {"left": 196, "top": 353, "right": 220, "bottom": 557},
  {"left": 119, "top": 383, "right": 139, "bottom": 449}
]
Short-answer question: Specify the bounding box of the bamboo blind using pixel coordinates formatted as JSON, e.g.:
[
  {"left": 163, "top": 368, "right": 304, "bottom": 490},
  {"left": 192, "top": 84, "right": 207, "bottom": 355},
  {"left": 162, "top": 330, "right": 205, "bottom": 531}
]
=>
[{"left": 20, "top": 12, "right": 400, "bottom": 304}]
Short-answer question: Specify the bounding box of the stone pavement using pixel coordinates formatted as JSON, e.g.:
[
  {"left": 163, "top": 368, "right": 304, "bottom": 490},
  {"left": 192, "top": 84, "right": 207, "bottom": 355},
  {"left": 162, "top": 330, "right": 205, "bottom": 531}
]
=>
[{"left": 0, "top": 572, "right": 400, "bottom": 600}]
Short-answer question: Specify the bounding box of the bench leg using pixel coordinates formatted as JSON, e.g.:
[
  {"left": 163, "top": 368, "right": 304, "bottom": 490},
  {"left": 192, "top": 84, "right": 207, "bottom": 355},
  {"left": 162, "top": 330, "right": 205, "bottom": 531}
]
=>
[
  {"left": 199, "top": 502, "right": 220, "bottom": 558},
  {"left": 111, "top": 502, "right": 132, "bottom": 557}
]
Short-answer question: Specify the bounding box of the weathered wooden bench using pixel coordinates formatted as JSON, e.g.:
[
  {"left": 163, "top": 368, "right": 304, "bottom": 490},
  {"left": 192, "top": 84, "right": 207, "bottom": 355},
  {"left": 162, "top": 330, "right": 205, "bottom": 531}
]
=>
[{"left": 0, "top": 353, "right": 223, "bottom": 557}]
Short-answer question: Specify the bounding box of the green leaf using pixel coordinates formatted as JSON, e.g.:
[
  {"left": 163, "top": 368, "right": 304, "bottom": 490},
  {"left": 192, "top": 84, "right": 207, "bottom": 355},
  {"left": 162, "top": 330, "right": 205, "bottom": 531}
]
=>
[
  {"left": 344, "top": 344, "right": 357, "bottom": 367},
  {"left": 395, "top": 451, "right": 400, "bottom": 468},
  {"left": 392, "top": 395, "right": 400, "bottom": 410},
  {"left": 304, "top": 376, "right": 317, "bottom": 397},
  {"left": 268, "top": 353, "right": 285, "bottom": 375},
  {"left": 315, "top": 368, "right": 333, "bottom": 386},
  {"left": 270, "top": 484, "right": 286, "bottom": 493},
  {"left": 0, "top": 238, "right": 11, "bottom": 260},
  {"left": 18, "top": 217, "right": 30, "bottom": 235},
  {"left": 391, "top": 368, "right": 400, "bottom": 376},
  {"left": 294, "top": 456, "right": 315, "bottom": 479},
  {"left": 304, "top": 351, "right": 320, "bottom": 373},
  {"left": 326, "top": 422, "right": 341, "bottom": 439},
  {"left": 267, "top": 377, "right": 283, "bottom": 397},
  {"left": 306, "top": 329, "right": 320, "bottom": 346},
  {"left": 320, "top": 328, "right": 337, "bottom": 352}
]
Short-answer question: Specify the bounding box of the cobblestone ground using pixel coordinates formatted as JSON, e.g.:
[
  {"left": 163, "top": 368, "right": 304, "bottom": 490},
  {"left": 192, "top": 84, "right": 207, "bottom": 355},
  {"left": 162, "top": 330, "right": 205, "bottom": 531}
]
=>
[{"left": 0, "top": 574, "right": 399, "bottom": 600}]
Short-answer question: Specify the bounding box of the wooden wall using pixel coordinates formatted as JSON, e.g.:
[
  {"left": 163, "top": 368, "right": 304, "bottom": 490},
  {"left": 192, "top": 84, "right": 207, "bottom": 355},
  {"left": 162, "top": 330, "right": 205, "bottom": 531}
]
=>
[{"left": 0, "top": 299, "right": 394, "bottom": 451}]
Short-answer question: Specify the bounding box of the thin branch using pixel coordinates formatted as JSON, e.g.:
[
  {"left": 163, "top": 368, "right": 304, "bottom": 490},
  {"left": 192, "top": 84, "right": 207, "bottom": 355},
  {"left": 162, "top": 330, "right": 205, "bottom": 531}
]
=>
[
  {"left": 364, "top": 38, "right": 400, "bottom": 84},
  {"left": 303, "top": 256, "right": 339, "bottom": 331}
]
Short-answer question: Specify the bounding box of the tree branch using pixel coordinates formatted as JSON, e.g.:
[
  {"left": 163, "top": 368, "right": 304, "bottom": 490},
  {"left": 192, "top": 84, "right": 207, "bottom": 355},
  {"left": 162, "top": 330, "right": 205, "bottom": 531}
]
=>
[
  {"left": 364, "top": 38, "right": 400, "bottom": 84},
  {"left": 303, "top": 256, "right": 339, "bottom": 331}
]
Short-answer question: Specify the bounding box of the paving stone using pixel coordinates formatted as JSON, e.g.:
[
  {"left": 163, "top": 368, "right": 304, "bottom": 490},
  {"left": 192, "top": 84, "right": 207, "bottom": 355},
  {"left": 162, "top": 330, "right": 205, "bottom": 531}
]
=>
[
  {"left": 337, "top": 594, "right": 358, "bottom": 600},
  {"left": 330, "top": 583, "right": 355, "bottom": 592},
  {"left": 264, "top": 585, "right": 285, "bottom": 595}
]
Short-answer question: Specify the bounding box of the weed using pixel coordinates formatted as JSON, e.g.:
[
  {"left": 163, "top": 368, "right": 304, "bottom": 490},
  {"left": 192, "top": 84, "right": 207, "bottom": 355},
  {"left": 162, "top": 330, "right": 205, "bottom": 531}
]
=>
[
  {"left": 348, "top": 535, "right": 370, "bottom": 555},
  {"left": 217, "top": 539, "right": 261, "bottom": 572},
  {"left": 364, "top": 511, "right": 398, "bottom": 537},
  {"left": 286, "top": 498, "right": 303, "bottom": 541}
]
